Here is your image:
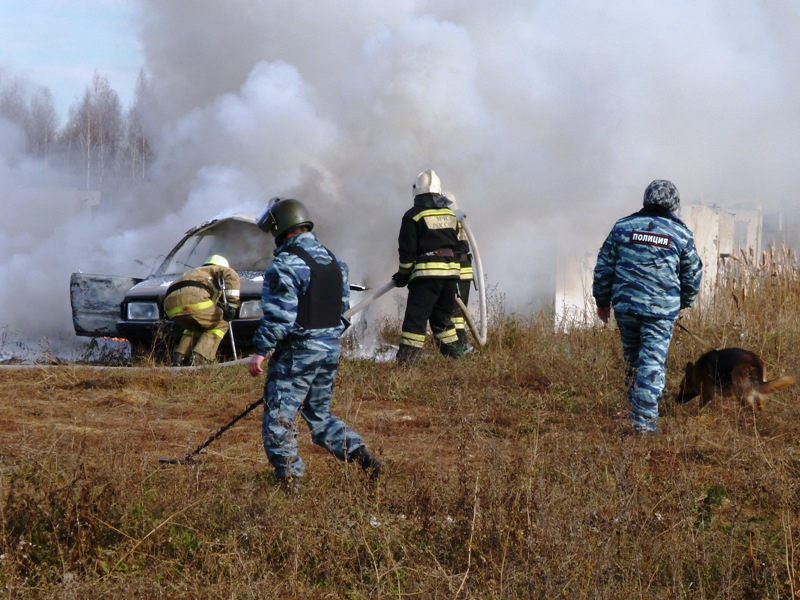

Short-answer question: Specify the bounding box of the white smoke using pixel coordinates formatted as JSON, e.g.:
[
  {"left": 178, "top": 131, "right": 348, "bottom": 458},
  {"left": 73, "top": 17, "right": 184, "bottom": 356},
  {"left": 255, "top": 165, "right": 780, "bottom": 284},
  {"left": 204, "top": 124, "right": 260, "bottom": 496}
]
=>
[{"left": 2, "top": 0, "right": 800, "bottom": 356}]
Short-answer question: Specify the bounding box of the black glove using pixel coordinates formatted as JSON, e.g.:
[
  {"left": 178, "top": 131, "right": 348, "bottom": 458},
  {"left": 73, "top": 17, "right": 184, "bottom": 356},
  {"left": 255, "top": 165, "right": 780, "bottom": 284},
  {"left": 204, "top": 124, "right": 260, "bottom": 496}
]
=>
[
  {"left": 392, "top": 271, "right": 410, "bottom": 288},
  {"left": 221, "top": 305, "right": 236, "bottom": 321}
]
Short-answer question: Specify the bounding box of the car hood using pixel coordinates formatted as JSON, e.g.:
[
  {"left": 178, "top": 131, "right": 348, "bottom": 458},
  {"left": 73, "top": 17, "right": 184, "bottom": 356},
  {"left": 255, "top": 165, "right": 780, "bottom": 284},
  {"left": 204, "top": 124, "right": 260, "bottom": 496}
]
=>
[{"left": 125, "top": 270, "right": 266, "bottom": 300}]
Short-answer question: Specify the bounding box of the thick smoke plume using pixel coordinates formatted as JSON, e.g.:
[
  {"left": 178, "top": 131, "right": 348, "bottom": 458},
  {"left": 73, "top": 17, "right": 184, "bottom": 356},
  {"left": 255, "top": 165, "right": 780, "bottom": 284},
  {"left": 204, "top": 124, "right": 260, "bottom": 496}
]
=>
[{"left": 2, "top": 1, "right": 800, "bottom": 357}]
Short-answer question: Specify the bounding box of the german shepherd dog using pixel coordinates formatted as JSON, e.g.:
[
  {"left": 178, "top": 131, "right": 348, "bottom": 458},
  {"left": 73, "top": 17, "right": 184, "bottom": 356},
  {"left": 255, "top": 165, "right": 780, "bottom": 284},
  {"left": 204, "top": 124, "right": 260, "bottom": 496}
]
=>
[{"left": 675, "top": 348, "right": 796, "bottom": 410}]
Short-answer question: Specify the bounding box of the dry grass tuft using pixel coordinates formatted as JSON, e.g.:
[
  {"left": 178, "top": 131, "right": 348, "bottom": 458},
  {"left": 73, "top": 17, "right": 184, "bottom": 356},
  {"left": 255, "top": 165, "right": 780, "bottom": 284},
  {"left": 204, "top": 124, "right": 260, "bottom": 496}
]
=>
[{"left": 2, "top": 250, "right": 800, "bottom": 597}]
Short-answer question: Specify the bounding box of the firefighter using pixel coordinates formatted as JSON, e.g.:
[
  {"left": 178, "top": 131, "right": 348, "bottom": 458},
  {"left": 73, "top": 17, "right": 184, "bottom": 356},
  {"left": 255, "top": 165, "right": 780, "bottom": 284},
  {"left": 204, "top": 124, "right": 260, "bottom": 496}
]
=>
[
  {"left": 593, "top": 180, "right": 703, "bottom": 433},
  {"left": 248, "top": 197, "right": 382, "bottom": 491},
  {"left": 392, "top": 170, "right": 465, "bottom": 365},
  {"left": 443, "top": 191, "right": 474, "bottom": 349},
  {"left": 163, "top": 255, "right": 240, "bottom": 366}
]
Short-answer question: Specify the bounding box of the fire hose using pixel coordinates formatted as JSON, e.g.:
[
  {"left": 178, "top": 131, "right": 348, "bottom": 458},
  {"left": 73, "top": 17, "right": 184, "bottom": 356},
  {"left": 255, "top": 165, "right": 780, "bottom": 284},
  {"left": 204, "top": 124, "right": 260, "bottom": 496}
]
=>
[
  {"left": 344, "top": 199, "right": 488, "bottom": 346},
  {"left": 344, "top": 280, "right": 397, "bottom": 320},
  {"left": 447, "top": 195, "right": 487, "bottom": 347}
]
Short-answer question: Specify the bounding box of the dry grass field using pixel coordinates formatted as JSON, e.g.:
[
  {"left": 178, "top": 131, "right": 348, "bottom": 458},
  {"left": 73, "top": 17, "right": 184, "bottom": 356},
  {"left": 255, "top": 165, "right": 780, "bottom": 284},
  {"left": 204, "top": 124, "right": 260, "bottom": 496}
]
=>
[{"left": 1, "top": 246, "right": 800, "bottom": 598}]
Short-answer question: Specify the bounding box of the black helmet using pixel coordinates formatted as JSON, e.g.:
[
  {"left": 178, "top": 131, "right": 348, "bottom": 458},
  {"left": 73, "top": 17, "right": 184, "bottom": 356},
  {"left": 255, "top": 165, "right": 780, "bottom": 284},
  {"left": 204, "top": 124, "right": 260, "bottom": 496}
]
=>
[{"left": 256, "top": 197, "right": 314, "bottom": 239}]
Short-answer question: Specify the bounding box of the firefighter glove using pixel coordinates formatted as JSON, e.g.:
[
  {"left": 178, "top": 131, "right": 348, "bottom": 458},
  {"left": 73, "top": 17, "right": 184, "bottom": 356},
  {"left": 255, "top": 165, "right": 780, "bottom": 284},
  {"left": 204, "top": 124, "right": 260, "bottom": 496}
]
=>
[
  {"left": 392, "top": 271, "right": 410, "bottom": 288},
  {"left": 222, "top": 305, "right": 236, "bottom": 321}
]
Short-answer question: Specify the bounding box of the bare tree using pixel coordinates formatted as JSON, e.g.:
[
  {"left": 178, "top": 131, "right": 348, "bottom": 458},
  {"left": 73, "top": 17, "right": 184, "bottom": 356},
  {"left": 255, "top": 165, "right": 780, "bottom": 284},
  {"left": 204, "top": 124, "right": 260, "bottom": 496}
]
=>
[
  {"left": 61, "top": 90, "right": 93, "bottom": 188},
  {"left": 120, "top": 70, "right": 154, "bottom": 180},
  {"left": 0, "top": 75, "right": 30, "bottom": 134},
  {"left": 60, "top": 71, "right": 124, "bottom": 189},
  {"left": 27, "top": 88, "right": 58, "bottom": 160}
]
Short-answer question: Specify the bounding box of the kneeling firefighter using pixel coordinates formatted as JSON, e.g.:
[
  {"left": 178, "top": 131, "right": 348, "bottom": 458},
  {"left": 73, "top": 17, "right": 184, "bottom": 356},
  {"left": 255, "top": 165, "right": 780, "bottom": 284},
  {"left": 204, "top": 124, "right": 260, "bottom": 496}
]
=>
[
  {"left": 248, "top": 197, "right": 383, "bottom": 490},
  {"left": 163, "top": 255, "right": 240, "bottom": 366}
]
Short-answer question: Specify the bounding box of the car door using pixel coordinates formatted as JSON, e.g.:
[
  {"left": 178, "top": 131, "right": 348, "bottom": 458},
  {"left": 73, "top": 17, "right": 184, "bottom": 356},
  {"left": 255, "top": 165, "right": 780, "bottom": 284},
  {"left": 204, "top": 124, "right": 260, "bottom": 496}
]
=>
[{"left": 70, "top": 273, "right": 142, "bottom": 336}]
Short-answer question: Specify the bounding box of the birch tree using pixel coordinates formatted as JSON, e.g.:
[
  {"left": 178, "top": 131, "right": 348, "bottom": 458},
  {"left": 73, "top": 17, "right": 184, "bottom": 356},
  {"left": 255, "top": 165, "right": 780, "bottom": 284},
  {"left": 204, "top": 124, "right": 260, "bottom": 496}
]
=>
[{"left": 61, "top": 71, "right": 124, "bottom": 189}]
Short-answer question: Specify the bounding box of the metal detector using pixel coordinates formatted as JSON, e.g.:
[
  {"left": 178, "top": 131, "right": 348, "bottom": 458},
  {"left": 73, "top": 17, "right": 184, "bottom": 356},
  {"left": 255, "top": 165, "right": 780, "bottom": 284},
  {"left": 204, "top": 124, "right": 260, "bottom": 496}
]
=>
[
  {"left": 159, "top": 396, "right": 263, "bottom": 465},
  {"left": 218, "top": 274, "right": 238, "bottom": 360},
  {"left": 159, "top": 282, "right": 399, "bottom": 465}
]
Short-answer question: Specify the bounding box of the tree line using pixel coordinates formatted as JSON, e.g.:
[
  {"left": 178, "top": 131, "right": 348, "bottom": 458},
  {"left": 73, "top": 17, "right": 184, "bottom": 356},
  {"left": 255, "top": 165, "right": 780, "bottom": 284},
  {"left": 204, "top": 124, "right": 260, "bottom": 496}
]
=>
[{"left": 0, "top": 70, "right": 153, "bottom": 190}]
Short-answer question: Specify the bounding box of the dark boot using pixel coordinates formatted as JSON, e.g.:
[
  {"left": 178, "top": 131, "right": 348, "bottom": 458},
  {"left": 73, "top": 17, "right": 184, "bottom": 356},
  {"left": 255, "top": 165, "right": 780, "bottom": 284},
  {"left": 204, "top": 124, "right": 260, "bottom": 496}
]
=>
[
  {"left": 171, "top": 351, "right": 185, "bottom": 367},
  {"left": 456, "top": 329, "right": 474, "bottom": 354},
  {"left": 396, "top": 344, "right": 422, "bottom": 366},
  {"left": 439, "top": 341, "right": 466, "bottom": 359},
  {"left": 278, "top": 474, "right": 302, "bottom": 496},
  {"left": 191, "top": 352, "right": 209, "bottom": 366},
  {"left": 349, "top": 446, "right": 384, "bottom": 480}
]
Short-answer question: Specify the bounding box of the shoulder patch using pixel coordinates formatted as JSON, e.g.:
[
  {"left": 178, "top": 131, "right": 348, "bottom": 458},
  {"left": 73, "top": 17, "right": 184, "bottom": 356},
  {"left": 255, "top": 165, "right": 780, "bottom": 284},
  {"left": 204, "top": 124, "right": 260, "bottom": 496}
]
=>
[
  {"left": 422, "top": 214, "right": 457, "bottom": 230},
  {"left": 630, "top": 230, "right": 671, "bottom": 248},
  {"left": 266, "top": 270, "right": 281, "bottom": 294}
]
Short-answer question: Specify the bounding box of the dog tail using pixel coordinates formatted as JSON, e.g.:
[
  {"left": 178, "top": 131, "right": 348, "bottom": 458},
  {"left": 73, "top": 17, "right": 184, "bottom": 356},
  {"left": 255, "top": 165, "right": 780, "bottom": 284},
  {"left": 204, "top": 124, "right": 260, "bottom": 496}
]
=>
[{"left": 758, "top": 375, "right": 797, "bottom": 395}]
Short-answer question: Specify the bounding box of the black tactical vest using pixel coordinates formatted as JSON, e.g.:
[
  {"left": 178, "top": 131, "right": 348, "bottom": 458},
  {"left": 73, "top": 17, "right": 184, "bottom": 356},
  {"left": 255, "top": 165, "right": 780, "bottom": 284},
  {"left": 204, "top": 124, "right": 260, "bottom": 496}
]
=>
[{"left": 284, "top": 246, "right": 343, "bottom": 329}]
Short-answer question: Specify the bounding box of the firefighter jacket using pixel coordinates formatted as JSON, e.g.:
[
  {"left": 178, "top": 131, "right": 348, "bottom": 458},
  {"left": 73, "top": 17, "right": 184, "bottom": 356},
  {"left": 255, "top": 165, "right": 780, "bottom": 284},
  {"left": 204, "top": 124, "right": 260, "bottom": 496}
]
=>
[
  {"left": 592, "top": 206, "right": 703, "bottom": 320},
  {"left": 252, "top": 232, "right": 349, "bottom": 356},
  {"left": 397, "top": 193, "right": 461, "bottom": 282},
  {"left": 164, "top": 264, "right": 240, "bottom": 319}
]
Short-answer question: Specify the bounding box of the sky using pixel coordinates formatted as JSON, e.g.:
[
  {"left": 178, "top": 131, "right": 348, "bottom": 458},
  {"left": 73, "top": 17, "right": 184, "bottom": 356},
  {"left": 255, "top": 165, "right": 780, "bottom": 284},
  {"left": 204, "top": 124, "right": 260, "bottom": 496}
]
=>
[
  {"left": 2, "top": 1, "right": 800, "bottom": 358},
  {"left": 0, "top": 0, "right": 141, "bottom": 122}
]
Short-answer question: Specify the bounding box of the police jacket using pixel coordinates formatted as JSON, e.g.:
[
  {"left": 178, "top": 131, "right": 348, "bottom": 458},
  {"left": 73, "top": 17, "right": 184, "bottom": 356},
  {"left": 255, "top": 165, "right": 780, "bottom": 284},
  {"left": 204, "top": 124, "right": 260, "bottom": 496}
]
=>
[
  {"left": 164, "top": 264, "right": 240, "bottom": 319},
  {"left": 397, "top": 193, "right": 461, "bottom": 282},
  {"left": 252, "top": 232, "right": 348, "bottom": 356},
  {"left": 592, "top": 206, "right": 703, "bottom": 320}
]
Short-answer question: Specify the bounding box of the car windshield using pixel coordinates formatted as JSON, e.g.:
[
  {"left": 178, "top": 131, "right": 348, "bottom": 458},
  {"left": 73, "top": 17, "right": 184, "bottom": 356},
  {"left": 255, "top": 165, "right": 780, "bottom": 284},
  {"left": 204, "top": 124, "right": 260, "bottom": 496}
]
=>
[{"left": 158, "top": 219, "right": 275, "bottom": 275}]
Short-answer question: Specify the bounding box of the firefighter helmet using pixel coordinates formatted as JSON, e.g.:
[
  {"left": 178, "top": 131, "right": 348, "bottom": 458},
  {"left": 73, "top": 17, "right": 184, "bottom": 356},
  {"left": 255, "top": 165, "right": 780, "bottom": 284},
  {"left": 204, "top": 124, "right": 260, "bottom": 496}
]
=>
[
  {"left": 412, "top": 169, "right": 442, "bottom": 197},
  {"left": 643, "top": 180, "right": 680, "bottom": 211},
  {"left": 203, "top": 254, "right": 229, "bottom": 268},
  {"left": 256, "top": 197, "right": 314, "bottom": 238}
]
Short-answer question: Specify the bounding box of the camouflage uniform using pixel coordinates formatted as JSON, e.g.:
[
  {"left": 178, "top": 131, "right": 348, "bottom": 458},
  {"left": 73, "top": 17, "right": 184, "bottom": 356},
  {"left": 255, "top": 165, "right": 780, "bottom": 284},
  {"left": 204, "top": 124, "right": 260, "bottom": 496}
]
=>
[
  {"left": 252, "top": 231, "right": 366, "bottom": 480},
  {"left": 593, "top": 180, "right": 703, "bottom": 432}
]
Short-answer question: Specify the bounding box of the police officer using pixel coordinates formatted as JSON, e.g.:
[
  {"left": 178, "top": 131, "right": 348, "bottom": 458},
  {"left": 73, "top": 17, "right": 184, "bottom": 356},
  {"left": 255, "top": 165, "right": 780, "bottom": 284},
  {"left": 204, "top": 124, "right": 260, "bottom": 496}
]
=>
[
  {"left": 393, "top": 170, "right": 465, "bottom": 365},
  {"left": 163, "top": 254, "right": 240, "bottom": 366},
  {"left": 248, "top": 198, "right": 382, "bottom": 490},
  {"left": 593, "top": 180, "right": 703, "bottom": 433}
]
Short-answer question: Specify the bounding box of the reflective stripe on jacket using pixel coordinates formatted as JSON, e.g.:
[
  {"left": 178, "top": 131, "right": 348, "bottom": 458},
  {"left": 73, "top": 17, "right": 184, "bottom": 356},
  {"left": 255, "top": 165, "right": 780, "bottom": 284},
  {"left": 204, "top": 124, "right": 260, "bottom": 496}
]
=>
[
  {"left": 164, "top": 264, "right": 241, "bottom": 318},
  {"left": 397, "top": 194, "right": 461, "bottom": 281}
]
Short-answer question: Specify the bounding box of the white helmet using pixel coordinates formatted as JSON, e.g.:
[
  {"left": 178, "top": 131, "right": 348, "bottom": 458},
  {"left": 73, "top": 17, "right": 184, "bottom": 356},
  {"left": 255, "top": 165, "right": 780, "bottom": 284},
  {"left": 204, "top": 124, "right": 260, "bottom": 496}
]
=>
[{"left": 412, "top": 169, "right": 442, "bottom": 197}]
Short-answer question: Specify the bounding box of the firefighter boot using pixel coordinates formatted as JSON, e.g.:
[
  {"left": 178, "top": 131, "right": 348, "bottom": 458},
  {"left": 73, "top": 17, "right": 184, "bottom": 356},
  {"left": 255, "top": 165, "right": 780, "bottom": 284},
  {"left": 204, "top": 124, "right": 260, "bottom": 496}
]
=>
[
  {"left": 349, "top": 446, "right": 384, "bottom": 481},
  {"left": 396, "top": 344, "right": 422, "bottom": 366},
  {"left": 439, "top": 341, "right": 466, "bottom": 359},
  {"left": 191, "top": 352, "right": 209, "bottom": 366},
  {"left": 171, "top": 351, "right": 186, "bottom": 367},
  {"left": 456, "top": 329, "right": 474, "bottom": 354}
]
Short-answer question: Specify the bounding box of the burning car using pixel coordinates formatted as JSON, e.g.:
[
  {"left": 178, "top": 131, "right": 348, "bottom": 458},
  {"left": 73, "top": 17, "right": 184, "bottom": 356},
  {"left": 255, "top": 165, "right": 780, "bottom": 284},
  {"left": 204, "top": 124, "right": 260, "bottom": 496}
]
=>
[{"left": 70, "top": 214, "right": 365, "bottom": 360}]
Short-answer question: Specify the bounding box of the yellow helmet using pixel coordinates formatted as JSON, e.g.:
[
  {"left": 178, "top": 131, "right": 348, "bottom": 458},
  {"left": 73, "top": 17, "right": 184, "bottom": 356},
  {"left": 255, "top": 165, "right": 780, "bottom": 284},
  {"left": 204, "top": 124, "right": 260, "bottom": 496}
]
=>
[{"left": 203, "top": 254, "right": 229, "bottom": 268}]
